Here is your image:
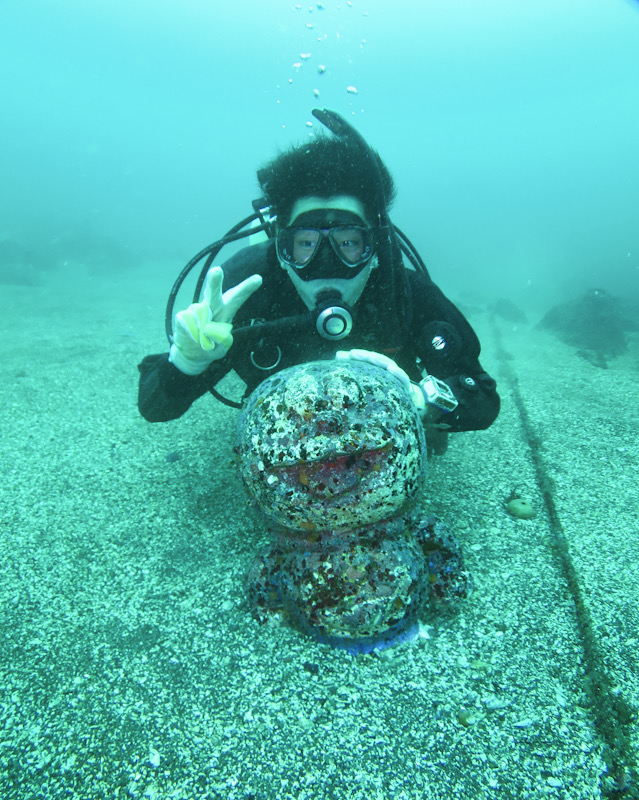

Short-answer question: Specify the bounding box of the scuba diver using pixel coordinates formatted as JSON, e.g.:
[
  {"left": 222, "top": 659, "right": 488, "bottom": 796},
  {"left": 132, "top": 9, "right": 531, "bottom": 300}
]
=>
[{"left": 138, "top": 109, "right": 499, "bottom": 453}]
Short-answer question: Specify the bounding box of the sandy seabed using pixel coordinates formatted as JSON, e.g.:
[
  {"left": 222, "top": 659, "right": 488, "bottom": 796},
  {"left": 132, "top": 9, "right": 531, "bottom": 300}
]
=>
[{"left": 1, "top": 259, "right": 638, "bottom": 800}]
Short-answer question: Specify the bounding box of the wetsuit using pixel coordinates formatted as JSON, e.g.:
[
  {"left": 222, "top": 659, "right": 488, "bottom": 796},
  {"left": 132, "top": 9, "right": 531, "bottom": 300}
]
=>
[{"left": 138, "top": 240, "right": 499, "bottom": 432}]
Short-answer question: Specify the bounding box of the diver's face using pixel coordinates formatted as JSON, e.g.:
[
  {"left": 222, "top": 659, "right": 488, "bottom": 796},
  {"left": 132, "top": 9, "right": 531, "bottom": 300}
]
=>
[
  {"left": 278, "top": 208, "right": 375, "bottom": 281},
  {"left": 277, "top": 196, "right": 378, "bottom": 312}
]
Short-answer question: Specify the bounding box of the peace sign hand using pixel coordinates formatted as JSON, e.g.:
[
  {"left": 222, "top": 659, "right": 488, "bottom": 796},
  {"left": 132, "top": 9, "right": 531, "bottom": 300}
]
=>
[{"left": 169, "top": 266, "right": 263, "bottom": 375}]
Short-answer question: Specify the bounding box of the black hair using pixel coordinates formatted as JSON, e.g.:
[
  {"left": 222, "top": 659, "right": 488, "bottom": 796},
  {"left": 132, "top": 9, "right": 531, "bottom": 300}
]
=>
[{"left": 257, "top": 135, "right": 396, "bottom": 225}]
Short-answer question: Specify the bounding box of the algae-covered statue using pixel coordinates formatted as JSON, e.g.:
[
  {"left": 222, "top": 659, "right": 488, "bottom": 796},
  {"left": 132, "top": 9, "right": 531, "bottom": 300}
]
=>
[{"left": 235, "top": 357, "right": 471, "bottom": 653}]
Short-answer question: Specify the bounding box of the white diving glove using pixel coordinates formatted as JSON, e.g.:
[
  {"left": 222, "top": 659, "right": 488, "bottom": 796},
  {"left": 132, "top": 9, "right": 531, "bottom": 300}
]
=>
[
  {"left": 169, "top": 266, "right": 263, "bottom": 375},
  {"left": 335, "top": 349, "right": 458, "bottom": 418}
]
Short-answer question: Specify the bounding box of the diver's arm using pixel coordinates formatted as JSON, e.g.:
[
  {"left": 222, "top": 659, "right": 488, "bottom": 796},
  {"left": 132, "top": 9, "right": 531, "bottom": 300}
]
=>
[
  {"left": 436, "top": 368, "right": 499, "bottom": 432},
  {"left": 137, "top": 243, "right": 271, "bottom": 422},
  {"left": 137, "top": 354, "right": 228, "bottom": 422},
  {"left": 336, "top": 349, "right": 467, "bottom": 429},
  {"left": 409, "top": 275, "right": 500, "bottom": 432}
]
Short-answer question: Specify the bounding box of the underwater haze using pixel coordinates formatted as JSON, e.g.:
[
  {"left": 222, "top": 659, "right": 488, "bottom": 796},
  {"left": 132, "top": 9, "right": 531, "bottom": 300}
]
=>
[
  {"left": 4, "top": 3, "right": 639, "bottom": 798},
  {"left": 2, "top": 0, "right": 639, "bottom": 311}
]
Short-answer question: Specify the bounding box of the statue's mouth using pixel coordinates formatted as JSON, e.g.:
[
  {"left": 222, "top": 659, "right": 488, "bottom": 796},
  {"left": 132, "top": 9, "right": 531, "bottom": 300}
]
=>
[{"left": 268, "top": 443, "right": 393, "bottom": 501}]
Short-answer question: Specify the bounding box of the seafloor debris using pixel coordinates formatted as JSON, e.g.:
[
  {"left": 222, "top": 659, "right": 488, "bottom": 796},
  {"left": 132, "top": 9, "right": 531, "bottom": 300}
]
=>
[
  {"left": 506, "top": 497, "right": 536, "bottom": 520},
  {"left": 537, "top": 288, "right": 637, "bottom": 368}
]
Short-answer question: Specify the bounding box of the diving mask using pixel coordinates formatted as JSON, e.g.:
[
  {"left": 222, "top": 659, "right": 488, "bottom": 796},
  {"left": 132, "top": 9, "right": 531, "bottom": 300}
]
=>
[{"left": 276, "top": 225, "right": 375, "bottom": 270}]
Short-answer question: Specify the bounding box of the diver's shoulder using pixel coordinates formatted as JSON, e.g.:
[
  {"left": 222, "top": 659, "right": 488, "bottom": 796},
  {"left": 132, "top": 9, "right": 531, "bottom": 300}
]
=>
[
  {"left": 221, "top": 239, "right": 277, "bottom": 281},
  {"left": 404, "top": 263, "right": 436, "bottom": 293}
]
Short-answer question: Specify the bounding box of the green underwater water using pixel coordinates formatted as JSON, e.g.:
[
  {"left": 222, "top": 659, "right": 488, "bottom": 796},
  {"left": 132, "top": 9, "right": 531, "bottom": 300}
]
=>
[{"left": 2, "top": 1, "right": 639, "bottom": 797}]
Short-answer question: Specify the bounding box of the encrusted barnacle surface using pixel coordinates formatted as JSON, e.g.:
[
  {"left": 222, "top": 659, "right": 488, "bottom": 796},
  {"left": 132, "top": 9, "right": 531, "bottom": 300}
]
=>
[
  {"left": 236, "top": 360, "right": 426, "bottom": 532},
  {"left": 236, "top": 359, "right": 470, "bottom": 651}
]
